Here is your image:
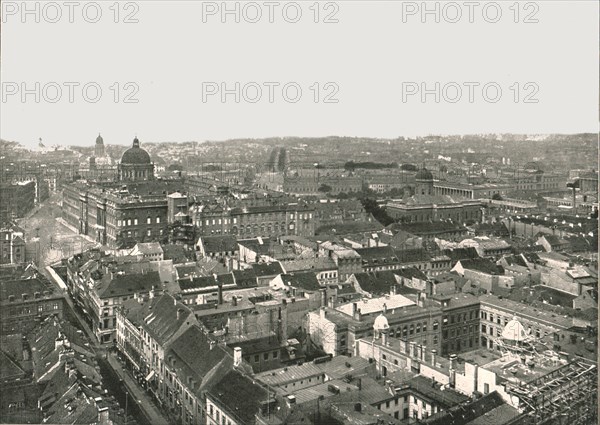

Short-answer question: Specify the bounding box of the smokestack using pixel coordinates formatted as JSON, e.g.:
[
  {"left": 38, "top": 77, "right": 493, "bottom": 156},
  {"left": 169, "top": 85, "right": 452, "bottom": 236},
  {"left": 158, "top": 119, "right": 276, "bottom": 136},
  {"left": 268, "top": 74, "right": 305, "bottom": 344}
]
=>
[
  {"left": 352, "top": 302, "right": 357, "bottom": 317},
  {"left": 233, "top": 347, "right": 242, "bottom": 367},
  {"left": 382, "top": 331, "right": 388, "bottom": 346},
  {"left": 320, "top": 288, "right": 327, "bottom": 306},
  {"left": 217, "top": 282, "right": 223, "bottom": 305}
]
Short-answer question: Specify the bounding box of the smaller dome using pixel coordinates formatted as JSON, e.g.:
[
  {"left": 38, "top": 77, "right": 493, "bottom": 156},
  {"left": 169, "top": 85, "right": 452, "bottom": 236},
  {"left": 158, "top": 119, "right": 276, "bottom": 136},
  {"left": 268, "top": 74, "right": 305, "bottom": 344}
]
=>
[
  {"left": 96, "top": 133, "right": 103, "bottom": 145},
  {"left": 501, "top": 316, "right": 528, "bottom": 342},
  {"left": 374, "top": 313, "right": 389, "bottom": 332},
  {"left": 415, "top": 168, "right": 434, "bottom": 180}
]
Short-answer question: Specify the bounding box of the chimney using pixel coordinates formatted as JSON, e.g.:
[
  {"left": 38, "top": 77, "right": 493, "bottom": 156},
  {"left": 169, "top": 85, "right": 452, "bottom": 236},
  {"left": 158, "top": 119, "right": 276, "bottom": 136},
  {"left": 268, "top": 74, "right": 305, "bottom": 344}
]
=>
[
  {"left": 421, "top": 345, "right": 427, "bottom": 362},
  {"left": 352, "top": 302, "right": 358, "bottom": 317},
  {"left": 233, "top": 347, "right": 242, "bottom": 367},
  {"left": 232, "top": 296, "right": 238, "bottom": 306},
  {"left": 217, "top": 283, "right": 223, "bottom": 305},
  {"left": 431, "top": 349, "right": 437, "bottom": 366},
  {"left": 328, "top": 296, "right": 335, "bottom": 308},
  {"left": 416, "top": 344, "right": 422, "bottom": 360},
  {"left": 381, "top": 331, "right": 388, "bottom": 346},
  {"left": 320, "top": 288, "right": 327, "bottom": 306},
  {"left": 97, "top": 406, "right": 110, "bottom": 423},
  {"left": 390, "top": 285, "right": 396, "bottom": 295},
  {"left": 383, "top": 303, "right": 387, "bottom": 314},
  {"left": 320, "top": 308, "right": 326, "bottom": 320},
  {"left": 449, "top": 354, "right": 457, "bottom": 370},
  {"left": 177, "top": 308, "right": 184, "bottom": 320},
  {"left": 409, "top": 341, "right": 416, "bottom": 358}
]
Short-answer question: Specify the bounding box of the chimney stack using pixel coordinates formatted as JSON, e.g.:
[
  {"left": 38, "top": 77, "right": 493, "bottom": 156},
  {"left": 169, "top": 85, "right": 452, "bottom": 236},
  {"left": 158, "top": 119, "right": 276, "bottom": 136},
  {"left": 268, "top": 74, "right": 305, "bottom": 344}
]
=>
[
  {"left": 233, "top": 347, "right": 242, "bottom": 367},
  {"left": 217, "top": 282, "right": 223, "bottom": 305},
  {"left": 421, "top": 345, "right": 427, "bottom": 362},
  {"left": 431, "top": 349, "right": 437, "bottom": 366},
  {"left": 320, "top": 288, "right": 327, "bottom": 307},
  {"left": 381, "top": 331, "right": 388, "bottom": 346},
  {"left": 352, "top": 302, "right": 358, "bottom": 317},
  {"left": 449, "top": 354, "right": 457, "bottom": 370},
  {"left": 177, "top": 308, "right": 184, "bottom": 320}
]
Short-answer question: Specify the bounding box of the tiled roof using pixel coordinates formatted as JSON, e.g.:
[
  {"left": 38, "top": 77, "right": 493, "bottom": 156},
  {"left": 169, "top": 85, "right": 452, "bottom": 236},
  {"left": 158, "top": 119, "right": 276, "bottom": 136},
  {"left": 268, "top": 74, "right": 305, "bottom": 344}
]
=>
[
  {"left": 280, "top": 272, "right": 321, "bottom": 291},
  {"left": 352, "top": 271, "right": 399, "bottom": 295},
  {"left": 252, "top": 262, "right": 284, "bottom": 277},
  {"left": 98, "top": 270, "right": 160, "bottom": 299},
  {"left": 232, "top": 268, "right": 258, "bottom": 288},
  {"left": 457, "top": 258, "right": 504, "bottom": 275},
  {"left": 336, "top": 294, "right": 415, "bottom": 316},
  {"left": 166, "top": 326, "right": 232, "bottom": 396},
  {"left": 141, "top": 294, "right": 195, "bottom": 346},
  {"left": 207, "top": 370, "right": 270, "bottom": 425},
  {"left": 407, "top": 375, "right": 469, "bottom": 406}
]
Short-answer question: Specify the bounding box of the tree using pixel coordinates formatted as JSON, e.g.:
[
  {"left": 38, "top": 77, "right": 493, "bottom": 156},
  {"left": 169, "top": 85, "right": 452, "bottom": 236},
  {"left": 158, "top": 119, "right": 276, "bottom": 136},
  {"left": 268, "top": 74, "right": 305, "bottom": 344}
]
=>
[{"left": 400, "top": 163, "right": 418, "bottom": 171}]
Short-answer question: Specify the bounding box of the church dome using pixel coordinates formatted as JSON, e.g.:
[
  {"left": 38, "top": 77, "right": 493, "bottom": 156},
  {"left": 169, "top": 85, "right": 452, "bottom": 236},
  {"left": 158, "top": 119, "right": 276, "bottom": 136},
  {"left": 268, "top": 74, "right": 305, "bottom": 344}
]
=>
[
  {"left": 501, "top": 316, "right": 528, "bottom": 342},
  {"left": 96, "top": 134, "right": 104, "bottom": 145},
  {"left": 374, "top": 313, "right": 390, "bottom": 332},
  {"left": 415, "top": 168, "right": 434, "bottom": 181},
  {"left": 121, "top": 137, "right": 151, "bottom": 164}
]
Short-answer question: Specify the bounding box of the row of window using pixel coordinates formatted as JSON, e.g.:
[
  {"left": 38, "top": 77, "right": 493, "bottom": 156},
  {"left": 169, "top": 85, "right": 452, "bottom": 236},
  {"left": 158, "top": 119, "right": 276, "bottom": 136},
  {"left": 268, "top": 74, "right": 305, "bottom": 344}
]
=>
[{"left": 117, "top": 217, "right": 161, "bottom": 226}]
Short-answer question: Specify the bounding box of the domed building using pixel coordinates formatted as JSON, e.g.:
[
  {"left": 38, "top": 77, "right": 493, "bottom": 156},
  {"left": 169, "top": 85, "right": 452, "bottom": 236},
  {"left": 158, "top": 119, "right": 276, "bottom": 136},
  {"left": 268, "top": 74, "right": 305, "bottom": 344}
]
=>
[
  {"left": 373, "top": 312, "right": 390, "bottom": 340},
  {"left": 118, "top": 137, "right": 154, "bottom": 182}
]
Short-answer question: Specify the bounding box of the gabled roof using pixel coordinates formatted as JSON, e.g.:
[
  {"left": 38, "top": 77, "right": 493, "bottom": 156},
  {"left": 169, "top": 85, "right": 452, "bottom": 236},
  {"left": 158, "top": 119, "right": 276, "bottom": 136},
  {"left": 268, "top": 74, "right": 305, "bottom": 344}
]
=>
[
  {"left": 141, "top": 294, "right": 195, "bottom": 346},
  {"left": 456, "top": 258, "right": 504, "bottom": 275},
  {"left": 166, "top": 326, "right": 233, "bottom": 397},
  {"left": 352, "top": 271, "right": 398, "bottom": 295},
  {"left": 355, "top": 246, "right": 399, "bottom": 265},
  {"left": 231, "top": 268, "right": 258, "bottom": 288},
  {"left": 279, "top": 272, "right": 321, "bottom": 291},
  {"left": 98, "top": 270, "right": 161, "bottom": 299},
  {"left": 252, "top": 262, "right": 284, "bottom": 277},
  {"left": 207, "top": 370, "right": 270, "bottom": 425}
]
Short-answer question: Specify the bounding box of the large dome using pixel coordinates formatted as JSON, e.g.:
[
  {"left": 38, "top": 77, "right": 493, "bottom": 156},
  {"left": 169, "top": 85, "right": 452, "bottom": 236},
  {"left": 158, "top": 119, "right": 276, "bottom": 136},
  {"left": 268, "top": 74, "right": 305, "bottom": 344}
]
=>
[
  {"left": 121, "top": 137, "right": 151, "bottom": 164},
  {"left": 415, "top": 168, "right": 434, "bottom": 181},
  {"left": 96, "top": 133, "right": 104, "bottom": 145}
]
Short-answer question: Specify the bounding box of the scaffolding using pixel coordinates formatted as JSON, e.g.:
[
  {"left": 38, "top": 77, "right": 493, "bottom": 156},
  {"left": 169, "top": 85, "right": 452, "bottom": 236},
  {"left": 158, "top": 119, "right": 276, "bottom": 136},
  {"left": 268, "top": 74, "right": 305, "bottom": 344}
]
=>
[{"left": 507, "top": 357, "right": 597, "bottom": 425}]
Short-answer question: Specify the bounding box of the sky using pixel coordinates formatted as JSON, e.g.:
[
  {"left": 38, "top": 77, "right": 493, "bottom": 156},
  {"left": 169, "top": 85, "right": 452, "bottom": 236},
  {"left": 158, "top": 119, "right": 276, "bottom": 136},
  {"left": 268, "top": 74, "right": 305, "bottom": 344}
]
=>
[{"left": 1, "top": 1, "right": 598, "bottom": 148}]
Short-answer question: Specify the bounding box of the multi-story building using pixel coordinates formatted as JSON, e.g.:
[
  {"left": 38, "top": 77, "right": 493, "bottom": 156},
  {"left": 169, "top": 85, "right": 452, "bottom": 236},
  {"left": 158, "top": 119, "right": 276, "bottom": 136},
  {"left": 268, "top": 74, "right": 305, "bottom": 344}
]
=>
[
  {"left": 0, "top": 181, "right": 36, "bottom": 223},
  {"left": 319, "top": 241, "right": 362, "bottom": 281},
  {"left": 0, "top": 277, "right": 64, "bottom": 335},
  {"left": 307, "top": 293, "right": 443, "bottom": 357},
  {"left": 478, "top": 294, "right": 575, "bottom": 351},
  {"left": 385, "top": 169, "right": 483, "bottom": 224},
  {"left": 0, "top": 224, "right": 26, "bottom": 264},
  {"left": 191, "top": 202, "right": 317, "bottom": 238},
  {"left": 430, "top": 293, "right": 480, "bottom": 356}
]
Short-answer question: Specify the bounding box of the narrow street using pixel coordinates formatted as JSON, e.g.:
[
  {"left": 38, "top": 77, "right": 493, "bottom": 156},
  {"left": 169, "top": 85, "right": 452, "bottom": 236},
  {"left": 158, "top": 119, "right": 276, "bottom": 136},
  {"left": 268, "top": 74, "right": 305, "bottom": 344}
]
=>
[{"left": 31, "top": 194, "right": 172, "bottom": 425}]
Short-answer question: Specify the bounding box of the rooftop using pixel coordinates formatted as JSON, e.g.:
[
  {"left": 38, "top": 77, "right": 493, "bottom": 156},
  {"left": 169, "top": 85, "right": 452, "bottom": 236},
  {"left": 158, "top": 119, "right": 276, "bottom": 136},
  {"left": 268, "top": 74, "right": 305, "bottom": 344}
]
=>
[{"left": 336, "top": 294, "right": 415, "bottom": 316}]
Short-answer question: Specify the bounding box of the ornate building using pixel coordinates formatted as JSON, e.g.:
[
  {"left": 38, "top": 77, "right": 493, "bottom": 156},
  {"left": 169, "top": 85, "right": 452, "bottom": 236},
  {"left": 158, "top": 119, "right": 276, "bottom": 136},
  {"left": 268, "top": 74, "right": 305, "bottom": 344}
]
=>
[{"left": 118, "top": 137, "right": 154, "bottom": 182}]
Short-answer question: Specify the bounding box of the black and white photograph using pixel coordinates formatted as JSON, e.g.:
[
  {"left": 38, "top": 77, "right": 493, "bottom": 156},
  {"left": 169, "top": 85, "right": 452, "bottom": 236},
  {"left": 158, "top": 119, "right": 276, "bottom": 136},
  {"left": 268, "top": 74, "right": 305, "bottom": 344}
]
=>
[{"left": 0, "top": 1, "right": 598, "bottom": 424}]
